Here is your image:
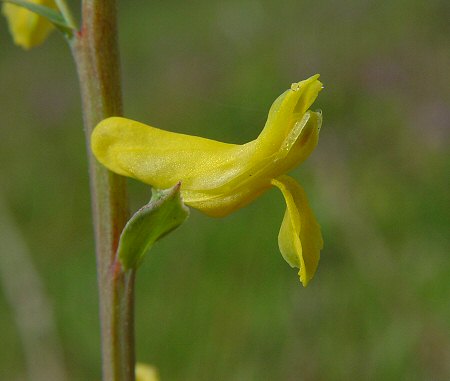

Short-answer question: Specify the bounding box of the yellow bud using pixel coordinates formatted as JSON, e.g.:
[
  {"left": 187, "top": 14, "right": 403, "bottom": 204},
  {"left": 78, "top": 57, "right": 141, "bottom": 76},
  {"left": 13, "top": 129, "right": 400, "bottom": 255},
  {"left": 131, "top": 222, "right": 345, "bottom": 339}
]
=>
[{"left": 135, "top": 363, "right": 160, "bottom": 381}]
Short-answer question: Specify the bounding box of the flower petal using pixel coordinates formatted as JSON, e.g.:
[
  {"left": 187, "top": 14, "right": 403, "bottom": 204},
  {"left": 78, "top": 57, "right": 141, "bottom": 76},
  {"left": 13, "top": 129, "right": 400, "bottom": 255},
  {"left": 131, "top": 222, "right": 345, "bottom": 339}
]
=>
[
  {"left": 276, "top": 109, "right": 322, "bottom": 174},
  {"left": 2, "top": 0, "right": 56, "bottom": 49},
  {"left": 91, "top": 117, "right": 271, "bottom": 216},
  {"left": 135, "top": 363, "right": 159, "bottom": 381},
  {"left": 271, "top": 175, "right": 323, "bottom": 286},
  {"left": 256, "top": 74, "right": 322, "bottom": 154}
]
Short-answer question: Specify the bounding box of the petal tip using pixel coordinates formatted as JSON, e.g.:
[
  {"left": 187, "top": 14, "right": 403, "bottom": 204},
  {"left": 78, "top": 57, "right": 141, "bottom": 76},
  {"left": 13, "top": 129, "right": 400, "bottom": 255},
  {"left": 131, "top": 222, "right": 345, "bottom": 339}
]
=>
[
  {"left": 290, "top": 74, "right": 322, "bottom": 92},
  {"left": 299, "top": 269, "right": 312, "bottom": 287}
]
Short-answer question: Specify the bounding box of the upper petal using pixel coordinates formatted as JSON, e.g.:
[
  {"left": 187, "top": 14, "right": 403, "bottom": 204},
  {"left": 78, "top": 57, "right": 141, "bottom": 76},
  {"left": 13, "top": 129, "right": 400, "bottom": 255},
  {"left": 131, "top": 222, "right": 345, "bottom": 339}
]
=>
[
  {"left": 271, "top": 175, "right": 323, "bottom": 286},
  {"left": 91, "top": 117, "right": 271, "bottom": 216}
]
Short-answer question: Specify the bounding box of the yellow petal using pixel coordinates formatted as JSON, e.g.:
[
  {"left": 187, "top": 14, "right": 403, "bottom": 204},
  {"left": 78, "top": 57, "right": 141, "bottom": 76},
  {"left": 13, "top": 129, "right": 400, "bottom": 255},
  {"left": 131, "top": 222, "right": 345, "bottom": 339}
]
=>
[
  {"left": 275, "top": 109, "right": 322, "bottom": 174},
  {"left": 91, "top": 117, "right": 271, "bottom": 217},
  {"left": 135, "top": 363, "right": 159, "bottom": 381},
  {"left": 2, "top": 0, "right": 56, "bottom": 49},
  {"left": 271, "top": 175, "right": 323, "bottom": 286},
  {"left": 256, "top": 74, "right": 322, "bottom": 155}
]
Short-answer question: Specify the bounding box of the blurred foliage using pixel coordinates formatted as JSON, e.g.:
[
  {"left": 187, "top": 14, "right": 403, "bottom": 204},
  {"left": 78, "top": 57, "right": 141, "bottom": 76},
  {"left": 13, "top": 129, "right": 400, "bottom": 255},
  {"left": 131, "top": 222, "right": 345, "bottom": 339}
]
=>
[{"left": 0, "top": 0, "right": 449, "bottom": 380}]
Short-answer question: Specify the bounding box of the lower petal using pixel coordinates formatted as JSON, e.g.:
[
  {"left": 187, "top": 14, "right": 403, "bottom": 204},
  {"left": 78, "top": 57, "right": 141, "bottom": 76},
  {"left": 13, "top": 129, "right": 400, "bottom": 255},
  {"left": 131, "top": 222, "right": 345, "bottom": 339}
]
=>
[{"left": 271, "top": 175, "right": 323, "bottom": 286}]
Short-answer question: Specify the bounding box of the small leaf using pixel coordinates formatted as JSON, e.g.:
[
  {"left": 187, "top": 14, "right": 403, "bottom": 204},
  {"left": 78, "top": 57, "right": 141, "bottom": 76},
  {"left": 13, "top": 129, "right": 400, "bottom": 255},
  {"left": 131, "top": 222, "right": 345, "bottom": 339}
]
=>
[
  {"left": 1, "top": 0, "right": 74, "bottom": 37},
  {"left": 118, "top": 182, "right": 190, "bottom": 270}
]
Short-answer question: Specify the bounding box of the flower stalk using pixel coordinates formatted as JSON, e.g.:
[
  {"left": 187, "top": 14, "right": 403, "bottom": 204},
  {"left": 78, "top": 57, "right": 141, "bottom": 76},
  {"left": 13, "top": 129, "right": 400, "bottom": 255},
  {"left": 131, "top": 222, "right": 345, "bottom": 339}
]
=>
[
  {"left": 54, "top": 0, "right": 77, "bottom": 29},
  {"left": 71, "top": 1, "right": 134, "bottom": 380}
]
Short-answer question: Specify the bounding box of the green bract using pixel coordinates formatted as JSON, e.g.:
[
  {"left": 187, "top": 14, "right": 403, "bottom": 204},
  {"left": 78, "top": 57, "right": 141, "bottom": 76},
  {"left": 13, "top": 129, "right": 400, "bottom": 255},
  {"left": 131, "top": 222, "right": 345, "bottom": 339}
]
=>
[{"left": 117, "top": 183, "right": 189, "bottom": 270}]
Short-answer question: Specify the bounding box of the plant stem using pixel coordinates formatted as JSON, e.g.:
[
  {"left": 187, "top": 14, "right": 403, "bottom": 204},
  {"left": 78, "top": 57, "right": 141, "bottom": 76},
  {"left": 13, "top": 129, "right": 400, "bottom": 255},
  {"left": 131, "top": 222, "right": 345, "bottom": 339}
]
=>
[
  {"left": 54, "top": 0, "right": 78, "bottom": 29},
  {"left": 71, "top": 1, "right": 135, "bottom": 380}
]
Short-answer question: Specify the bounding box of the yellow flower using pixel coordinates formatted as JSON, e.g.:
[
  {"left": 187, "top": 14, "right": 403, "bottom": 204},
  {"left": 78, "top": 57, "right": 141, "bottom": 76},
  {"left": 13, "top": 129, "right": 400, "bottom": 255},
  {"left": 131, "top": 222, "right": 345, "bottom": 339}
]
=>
[
  {"left": 2, "top": 0, "right": 56, "bottom": 49},
  {"left": 92, "top": 75, "right": 324, "bottom": 286},
  {"left": 135, "top": 363, "right": 159, "bottom": 381}
]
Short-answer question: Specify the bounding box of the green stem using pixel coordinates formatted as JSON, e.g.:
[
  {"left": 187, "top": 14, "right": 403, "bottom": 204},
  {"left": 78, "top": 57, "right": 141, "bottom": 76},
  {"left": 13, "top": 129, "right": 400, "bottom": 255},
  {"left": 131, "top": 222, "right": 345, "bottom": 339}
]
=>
[
  {"left": 54, "top": 0, "right": 77, "bottom": 29},
  {"left": 71, "top": 1, "right": 135, "bottom": 380}
]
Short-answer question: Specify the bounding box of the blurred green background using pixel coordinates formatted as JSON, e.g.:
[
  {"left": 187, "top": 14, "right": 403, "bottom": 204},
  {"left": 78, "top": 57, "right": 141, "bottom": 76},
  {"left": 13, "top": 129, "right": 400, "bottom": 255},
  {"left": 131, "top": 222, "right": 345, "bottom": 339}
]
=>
[{"left": 1, "top": 1, "right": 449, "bottom": 380}]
